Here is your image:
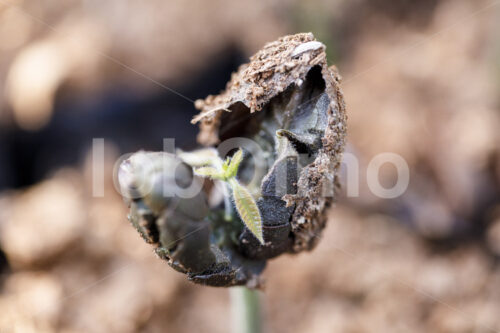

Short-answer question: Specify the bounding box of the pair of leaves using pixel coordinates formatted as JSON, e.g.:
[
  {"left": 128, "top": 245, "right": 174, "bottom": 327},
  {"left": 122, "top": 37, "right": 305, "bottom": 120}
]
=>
[{"left": 193, "top": 149, "right": 264, "bottom": 244}]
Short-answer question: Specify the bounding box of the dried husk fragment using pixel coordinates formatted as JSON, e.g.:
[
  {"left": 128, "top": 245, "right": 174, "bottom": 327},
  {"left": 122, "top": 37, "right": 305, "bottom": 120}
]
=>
[{"left": 193, "top": 32, "right": 347, "bottom": 253}]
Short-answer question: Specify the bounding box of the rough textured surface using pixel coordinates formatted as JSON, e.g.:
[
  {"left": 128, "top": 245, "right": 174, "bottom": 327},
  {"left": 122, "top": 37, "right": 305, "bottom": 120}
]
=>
[
  {"left": 119, "top": 152, "right": 266, "bottom": 288},
  {"left": 193, "top": 32, "right": 347, "bottom": 253}
]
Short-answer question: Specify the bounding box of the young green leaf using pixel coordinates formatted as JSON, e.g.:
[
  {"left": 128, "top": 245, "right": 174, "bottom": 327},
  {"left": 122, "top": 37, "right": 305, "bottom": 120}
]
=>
[
  {"left": 222, "top": 157, "right": 230, "bottom": 172},
  {"left": 229, "top": 178, "right": 264, "bottom": 244},
  {"left": 225, "top": 149, "right": 243, "bottom": 179},
  {"left": 194, "top": 166, "right": 225, "bottom": 180}
]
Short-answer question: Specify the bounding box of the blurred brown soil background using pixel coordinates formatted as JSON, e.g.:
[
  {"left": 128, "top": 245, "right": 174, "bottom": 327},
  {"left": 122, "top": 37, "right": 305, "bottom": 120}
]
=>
[{"left": 0, "top": 0, "right": 500, "bottom": 332}]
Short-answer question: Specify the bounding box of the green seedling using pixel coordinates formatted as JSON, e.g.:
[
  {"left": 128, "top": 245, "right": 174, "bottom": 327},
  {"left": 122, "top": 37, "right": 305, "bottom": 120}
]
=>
[{"left": 193, "top": 149, "right": 264, "bottom": 245}]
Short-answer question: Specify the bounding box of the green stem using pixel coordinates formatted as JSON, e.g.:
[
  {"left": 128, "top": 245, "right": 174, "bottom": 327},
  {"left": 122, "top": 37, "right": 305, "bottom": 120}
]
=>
[
  {"left": 230, "top": 287, "right": 262, "bottom": 333},
  {"left": 223, "top": 182, "right": 233, "bottom": 221}
]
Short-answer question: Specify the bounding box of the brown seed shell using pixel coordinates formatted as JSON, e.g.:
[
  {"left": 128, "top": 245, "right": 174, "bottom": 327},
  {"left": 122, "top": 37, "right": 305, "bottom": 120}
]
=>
[{"left": 192, "top": 32, "right": 347, "bottom": 253}]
